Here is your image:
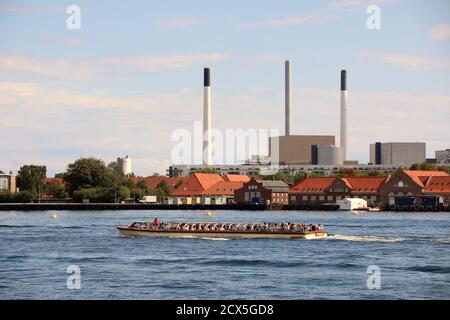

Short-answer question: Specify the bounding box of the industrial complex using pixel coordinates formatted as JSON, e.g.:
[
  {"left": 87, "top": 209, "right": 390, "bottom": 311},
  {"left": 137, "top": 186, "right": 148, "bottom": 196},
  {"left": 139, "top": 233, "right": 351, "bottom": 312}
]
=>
[{"left": 168, "top": 61, "right": 442, "bottom": 177}]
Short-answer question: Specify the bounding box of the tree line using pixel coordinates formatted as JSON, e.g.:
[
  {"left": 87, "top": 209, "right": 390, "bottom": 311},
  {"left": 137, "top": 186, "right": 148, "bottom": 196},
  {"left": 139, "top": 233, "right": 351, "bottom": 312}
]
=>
[{"left": 0, "top": 158, "right": 178, "bottom": 203}]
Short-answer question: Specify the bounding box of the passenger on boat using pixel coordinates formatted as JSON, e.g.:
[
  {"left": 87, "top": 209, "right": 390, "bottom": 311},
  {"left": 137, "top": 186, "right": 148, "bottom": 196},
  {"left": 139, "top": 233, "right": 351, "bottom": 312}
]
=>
[{"left": 153, "top": 217, "right": 159, "bottom": 226}]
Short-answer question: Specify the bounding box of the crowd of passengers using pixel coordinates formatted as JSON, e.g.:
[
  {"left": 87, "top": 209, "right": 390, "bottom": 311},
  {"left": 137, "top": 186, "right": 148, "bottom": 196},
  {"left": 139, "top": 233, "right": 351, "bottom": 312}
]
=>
[{"left": 130, "top": 220, "right": 324, "bottom": 233}]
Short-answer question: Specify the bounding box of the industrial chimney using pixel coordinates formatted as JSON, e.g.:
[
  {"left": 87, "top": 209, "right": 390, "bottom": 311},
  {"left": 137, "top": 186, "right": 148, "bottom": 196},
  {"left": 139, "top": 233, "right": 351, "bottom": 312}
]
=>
[
  {"left": 340, "top": 70, "right": 348, "bottom": 161},
  {"left": 203, "top": 68, "right": 212, "bottom": 165},
  {"left": 285, "top": 60, "right": 291, "bottom": 136}
]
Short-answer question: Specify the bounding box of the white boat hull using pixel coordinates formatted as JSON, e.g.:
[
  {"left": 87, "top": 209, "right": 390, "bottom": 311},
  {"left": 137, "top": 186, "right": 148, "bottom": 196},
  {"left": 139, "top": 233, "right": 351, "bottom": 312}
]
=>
[{"left": 117, "top": 226, "right": 327, "bottom": 240}]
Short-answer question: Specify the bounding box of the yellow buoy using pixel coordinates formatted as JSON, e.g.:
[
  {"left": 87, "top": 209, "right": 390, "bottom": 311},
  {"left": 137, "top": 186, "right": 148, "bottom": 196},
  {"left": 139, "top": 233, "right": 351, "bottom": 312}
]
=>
[
  {"left": 207, "top": 211, "right": 213, "bottom": 216},
  {"left": 51, "top": 213, "right": 59, "bottom": 219}
]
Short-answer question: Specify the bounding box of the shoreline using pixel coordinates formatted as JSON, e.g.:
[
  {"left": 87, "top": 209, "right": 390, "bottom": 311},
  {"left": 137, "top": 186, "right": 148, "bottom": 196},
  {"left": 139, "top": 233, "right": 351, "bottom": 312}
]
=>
[{"left": 0, "top": 203, "right": 449, "bottom": 212}]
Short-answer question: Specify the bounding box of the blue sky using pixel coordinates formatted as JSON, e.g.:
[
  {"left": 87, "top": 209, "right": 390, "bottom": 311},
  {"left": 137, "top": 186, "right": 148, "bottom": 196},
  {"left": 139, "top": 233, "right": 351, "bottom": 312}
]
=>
[{"left": 1, "top": 0, "right": 449, "bottom": 176}]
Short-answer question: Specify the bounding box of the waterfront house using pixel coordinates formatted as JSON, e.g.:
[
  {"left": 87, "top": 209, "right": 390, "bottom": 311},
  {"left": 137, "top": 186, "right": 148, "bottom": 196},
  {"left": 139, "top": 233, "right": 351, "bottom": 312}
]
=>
[
  {"left": 234, "top": 178, "right": 290, "bottom": 205},
  {"left": 0, "top": 172, "right": 17, "bottom": 193},
  {"left": 289, "top": 176, "right": 388, "bottom": 206},
  {"left": 379, "top": 170, "right": 450, "bottom": 207},
  {"left": 171, "top": 173, "right": 250, "bottom": 205}
]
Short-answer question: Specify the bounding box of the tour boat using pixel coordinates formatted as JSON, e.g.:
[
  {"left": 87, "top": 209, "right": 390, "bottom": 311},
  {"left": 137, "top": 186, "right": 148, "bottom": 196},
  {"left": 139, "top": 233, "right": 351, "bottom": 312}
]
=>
[{"left": 117, "top": 222, "right": 328, "bottom": 240}]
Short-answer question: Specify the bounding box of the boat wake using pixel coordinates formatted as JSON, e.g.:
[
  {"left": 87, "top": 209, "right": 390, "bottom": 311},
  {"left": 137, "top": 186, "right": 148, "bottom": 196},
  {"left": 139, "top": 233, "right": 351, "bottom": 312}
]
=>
[
  {"left": 328, "top": 234, "right": 407, "bottom": 243},
  {"left": 435, "top": 238, "right": 450, "bottom": 244}
]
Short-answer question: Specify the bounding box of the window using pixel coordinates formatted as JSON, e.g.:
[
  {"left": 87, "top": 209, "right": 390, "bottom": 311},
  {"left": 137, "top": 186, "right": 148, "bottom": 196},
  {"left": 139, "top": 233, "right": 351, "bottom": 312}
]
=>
[
  {"left": 327, "top": 195, "right": 333, "bottom": 201},
  {"left": 0, "top": 177, "right": 9, "bottom": 190},
  {"left": 290, "top": 196, "right": 296, "bottom": 201},
  {"left": 302, "top": 195, "right": 308, "bottom": 201},
  {"left": 311, "top": 195, "right": 316, "bottom": 201},
  {"left": 319, "top": 196, "right": 325, "bottom": 201}
]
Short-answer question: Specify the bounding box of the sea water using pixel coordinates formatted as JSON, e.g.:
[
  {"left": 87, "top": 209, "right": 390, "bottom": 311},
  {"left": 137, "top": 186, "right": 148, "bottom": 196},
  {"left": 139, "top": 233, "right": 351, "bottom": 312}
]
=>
[{"left": 0, "top": 210, "right": 449, "bottom": 299}]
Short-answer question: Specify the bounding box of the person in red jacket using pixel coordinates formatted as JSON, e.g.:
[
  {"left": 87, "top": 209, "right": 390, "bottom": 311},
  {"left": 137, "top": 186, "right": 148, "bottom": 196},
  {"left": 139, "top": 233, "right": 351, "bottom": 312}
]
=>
[{"left": 153, "top": 217, "right": 159, "bottom": 226}]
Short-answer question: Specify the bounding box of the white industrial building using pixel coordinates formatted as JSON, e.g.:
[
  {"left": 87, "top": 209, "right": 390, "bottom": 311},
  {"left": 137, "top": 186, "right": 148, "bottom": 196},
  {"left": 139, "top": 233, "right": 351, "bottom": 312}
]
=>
[
  {"left": 369, "top": 142, "right": 426, "bottom": 168},
  {"left": 435, "top": 149, "right": 450, "bottom": 164},
  {"left": 317, "top": 145, "right": 344, "bottom": 165},
  {"left": 117, "top": 155, "right": 133, "bottom": 176}
]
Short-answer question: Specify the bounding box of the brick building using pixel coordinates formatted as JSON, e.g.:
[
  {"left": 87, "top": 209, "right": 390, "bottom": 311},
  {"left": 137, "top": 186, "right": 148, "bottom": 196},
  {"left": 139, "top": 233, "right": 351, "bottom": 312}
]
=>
[
  {"left": 379, "top": 170, "right": 450, "bottom": 206},
  {"left": 289, "top": 176, "right": 388, "bottom": 206},
  {"left": 234, "top": 179, "right": 289, "bottom": 205},
  {"left": 169, "top": 173, "right": 250, "bottom": 204}
]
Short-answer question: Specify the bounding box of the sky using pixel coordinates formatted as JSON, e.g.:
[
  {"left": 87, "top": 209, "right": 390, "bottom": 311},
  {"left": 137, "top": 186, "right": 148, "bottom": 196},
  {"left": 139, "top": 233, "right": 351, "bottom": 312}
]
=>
[{"left": 1, "top": 0, "right": 449, "bottom": 176}]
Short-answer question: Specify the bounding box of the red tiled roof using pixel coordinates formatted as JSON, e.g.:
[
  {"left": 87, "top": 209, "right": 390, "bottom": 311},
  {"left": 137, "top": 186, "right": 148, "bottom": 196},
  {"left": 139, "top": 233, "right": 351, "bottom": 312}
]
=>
[
  {"left": 290, "top": 176, "right": 389, "bottom": 194},
  {"left": 339, "top": 178, "right": 354, "bottom": 190},
  {"left": 205, "top": 181, "right": 246, "bottom": 196},
  {"left": 290, "top": 177, "right": 336, "bottom": 193},
  {"left": 423, "top": 176, "right": 450, "bottom": 193},
  {"left": 193, "top": 173, "right": 224, "bottom": 190},
  {"left": 344, "top": 177, "right": 388, "bottom": 193},
  {"left": 129, "top": 177, "right": 184, "bottom": 190},
  {"left": 222, "top": 174, "right": 250, "bottom": 182},
  {"left": 403, "top": 170, "right": 448, "bottom": 187},
  {"left": 171, "top": 173, "right": 224, "bottom": 196}
]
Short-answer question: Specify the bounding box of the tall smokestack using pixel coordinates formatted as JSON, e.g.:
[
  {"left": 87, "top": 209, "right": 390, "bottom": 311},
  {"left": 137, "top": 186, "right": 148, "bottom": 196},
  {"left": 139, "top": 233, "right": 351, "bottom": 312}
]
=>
[
  {"left": 285, "top": 60, "right": 291, "bottom": 136},
  {"left": 203, "top": 68, "right": 212, "bottom": 165},
  {"left": 340, "top": 70, "right": 348, "bottom": 161}
]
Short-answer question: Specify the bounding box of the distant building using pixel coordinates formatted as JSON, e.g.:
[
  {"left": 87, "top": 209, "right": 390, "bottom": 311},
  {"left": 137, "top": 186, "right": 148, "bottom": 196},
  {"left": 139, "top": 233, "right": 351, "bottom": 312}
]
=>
[
  {"left": 117, "top": 155, "right": 133, "bottom": 176},
  {"left": 269, "top": 135, "right": 335, "bottom": 165},
  {"left": 316, "top": 145, "right": 344, "bottom": 165},
  {"left": 168, "top": 163, "right": 398, "bottom": 177},
  {"left": 435, "top": 149, "right": 450, "bottom": 164},
  {"left": 369, "top": 142, "right": 426, "bottom": 168},
  {"left": 0, "top": 173, "right": 17, "bottom": 193},
  {"left": 234, "top": 179, "right": 289, "bottom": 205}
]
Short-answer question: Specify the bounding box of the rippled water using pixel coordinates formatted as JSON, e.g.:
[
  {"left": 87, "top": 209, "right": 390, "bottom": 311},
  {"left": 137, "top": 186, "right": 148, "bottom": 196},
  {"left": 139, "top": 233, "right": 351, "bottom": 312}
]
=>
[{"left": 0, "top": 210, "right": 449, "bottom": 299}]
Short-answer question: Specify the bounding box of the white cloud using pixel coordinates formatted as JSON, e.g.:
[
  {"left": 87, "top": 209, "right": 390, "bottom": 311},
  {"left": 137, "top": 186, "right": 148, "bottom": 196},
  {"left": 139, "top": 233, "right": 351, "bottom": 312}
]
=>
[
  {"left": 267, "top": 14, "right": 339, "bottom": 26},
  {"left": 0, "top": 54, "right": 96, "bottom": 80},
  {"left": 359, "top": 52, "right": 450, "bottom": 71},
  {"left": 0, "top": 53, "right": 231, "bottom": 81},
  {"left": 331, "top": 0, "right": 398, "bottom": 11},
  {"left": 431, "top": 24, "right": 450, "bottom": 42},
  {"left": 156, "top": 17, "right": 219, "bottom": 28},
  {"left": 240, "top": 14, "right": 338, "bottom": 28},
  {"left": 100, "top": 53, "right": 231, "bottom": 72}
]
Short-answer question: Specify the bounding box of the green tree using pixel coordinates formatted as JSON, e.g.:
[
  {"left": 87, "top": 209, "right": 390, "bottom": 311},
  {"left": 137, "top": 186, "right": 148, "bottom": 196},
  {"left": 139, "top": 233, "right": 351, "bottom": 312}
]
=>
[
  {"left": 155, "top": 180, "right": 173, "bottom": 198},
  {"left": 333, "top": 168, "right": 359, "bottom": 177},
  {"left": 46, "top": 180, "right": 68, "bottom": 199},
  {"left": 65, "top": 158, "right": 114, "bottom": 194},
  {"left": 410, "top": 163, "right": 437, "bottom": 171},
  {"left": 16, "top": 165, "right": 47, "bottom": 197},
  {"left": 107, "top": 161, "right": 123, "bottom": 177},
  {"left": 136, "top": 180, "right": 149, "bottom": 192}
]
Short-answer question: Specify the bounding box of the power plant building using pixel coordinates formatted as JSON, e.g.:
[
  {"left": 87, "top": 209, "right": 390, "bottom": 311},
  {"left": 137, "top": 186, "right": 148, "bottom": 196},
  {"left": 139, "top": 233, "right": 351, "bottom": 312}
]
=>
[
  {"left": 435, "top": 149, "right": 450, "bottom": 164},
  {"left": 269, "top": 135, "right": 335, "bottom": 165},
  {"left": 316, "top": 145, "right": 344, "bottom": 165},
  {"left": 369, "top": 142, "right": 426, "bottom": 168}
]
